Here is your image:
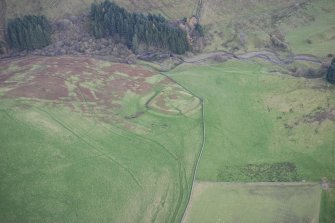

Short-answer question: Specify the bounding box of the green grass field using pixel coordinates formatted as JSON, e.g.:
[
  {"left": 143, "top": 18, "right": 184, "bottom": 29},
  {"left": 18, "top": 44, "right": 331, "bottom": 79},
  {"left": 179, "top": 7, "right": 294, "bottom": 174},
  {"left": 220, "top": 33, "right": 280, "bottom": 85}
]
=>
[
  {"left": 168, "top": 60, "right": 335, "bottom": 222},
  {"left": 0, "top": 56, "right": 202, "bottom": 222},
  {"left": 184, "top": 182, "right": 321, "bottom": 223},
  {"left": 2, "top": 0, "right": 335, "bottom": 222},
  {"left": 169, "top": 61, "right": 335, "bottom": 182}
]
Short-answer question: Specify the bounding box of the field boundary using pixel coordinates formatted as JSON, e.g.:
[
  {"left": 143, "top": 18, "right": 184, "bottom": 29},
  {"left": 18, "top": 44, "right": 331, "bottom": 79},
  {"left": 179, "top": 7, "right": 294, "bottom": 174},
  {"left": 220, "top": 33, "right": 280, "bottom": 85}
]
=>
[
  {"left": 193, "top": 181, "right": 320, "bottom": 187},
  {"left": 159, "top": 72, "right": 206, "bottom": 223}
]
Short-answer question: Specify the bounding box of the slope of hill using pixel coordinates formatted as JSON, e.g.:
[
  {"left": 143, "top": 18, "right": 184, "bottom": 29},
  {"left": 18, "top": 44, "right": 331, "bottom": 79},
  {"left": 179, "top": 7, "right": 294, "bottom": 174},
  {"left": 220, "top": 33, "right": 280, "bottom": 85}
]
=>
[
  {"left": 5, "top": 0, "right": 194, "bottom": 20},
  {"left": 199, "top": 0, "right": 335, "bottom": 55},
  {"left": 4, "top": 0, "right": 335, "bottom": 57}
]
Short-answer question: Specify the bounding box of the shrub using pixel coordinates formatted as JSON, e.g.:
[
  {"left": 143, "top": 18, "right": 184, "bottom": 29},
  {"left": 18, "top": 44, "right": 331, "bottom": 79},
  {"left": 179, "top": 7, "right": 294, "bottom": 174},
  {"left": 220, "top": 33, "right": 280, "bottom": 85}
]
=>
[{"left": 326, "top": 58, "right": 335, "bottom": 84}]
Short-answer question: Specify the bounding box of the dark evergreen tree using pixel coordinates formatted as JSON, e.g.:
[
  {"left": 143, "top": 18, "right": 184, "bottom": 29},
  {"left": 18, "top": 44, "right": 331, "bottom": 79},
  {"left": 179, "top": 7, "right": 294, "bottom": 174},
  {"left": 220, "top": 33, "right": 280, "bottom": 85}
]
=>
[
  {"left": 7, "top": 15, "right": 51, "bottom": 51},
  {"left": 326, "top": 58, "right": 335, "bottom": 84},
  {"left": 195, "top": 24, "right": 204, "bottom": 36},
  {"left": 0, "top": 40, "right": 5, "bottom": 54},
  {"left": 131, "top": 34, "right": 139, "bottom": 53},
  {"left": 90, "top": 0, "right": 189, "bottom": 54}
]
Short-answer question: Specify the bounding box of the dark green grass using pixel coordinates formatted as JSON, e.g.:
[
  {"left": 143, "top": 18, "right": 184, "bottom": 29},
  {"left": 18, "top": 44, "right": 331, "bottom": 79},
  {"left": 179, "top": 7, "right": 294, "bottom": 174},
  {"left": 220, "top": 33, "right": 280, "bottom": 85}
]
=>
[{"left": 320, "top": 189, "right": 335, "bottom": 223}]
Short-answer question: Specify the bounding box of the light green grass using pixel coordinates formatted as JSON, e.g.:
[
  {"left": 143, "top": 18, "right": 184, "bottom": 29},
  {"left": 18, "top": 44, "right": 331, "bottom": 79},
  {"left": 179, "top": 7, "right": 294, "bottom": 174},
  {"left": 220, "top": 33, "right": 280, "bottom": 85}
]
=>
[
  {"left": 168, "top": 60, "right": 335, "bottom": 182},
  {"left": 283, "top": 0, "right": 335, "bottom": 57},
  {"left": 184, "top": 182, "right": 321, "bottom": 223},
  {"left": 0, "top": 58, "right": 202, "bottom": 223}
]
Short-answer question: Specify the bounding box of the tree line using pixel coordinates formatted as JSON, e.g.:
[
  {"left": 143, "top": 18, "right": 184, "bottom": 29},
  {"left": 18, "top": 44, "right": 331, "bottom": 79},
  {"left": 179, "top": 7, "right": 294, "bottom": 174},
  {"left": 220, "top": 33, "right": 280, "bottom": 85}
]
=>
[
  {"left": 90, "top": 0, "right": 189, "bottom": 54},
  {"left": 7, "top": 15, "right": 51, "bottom": 51}
]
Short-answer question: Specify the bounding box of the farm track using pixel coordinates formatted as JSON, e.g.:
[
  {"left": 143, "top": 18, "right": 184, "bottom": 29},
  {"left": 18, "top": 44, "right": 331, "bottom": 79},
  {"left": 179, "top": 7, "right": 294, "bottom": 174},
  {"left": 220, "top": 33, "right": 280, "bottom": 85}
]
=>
[{"left": 195, "top": 0, "right": 203, "bottom": 20}]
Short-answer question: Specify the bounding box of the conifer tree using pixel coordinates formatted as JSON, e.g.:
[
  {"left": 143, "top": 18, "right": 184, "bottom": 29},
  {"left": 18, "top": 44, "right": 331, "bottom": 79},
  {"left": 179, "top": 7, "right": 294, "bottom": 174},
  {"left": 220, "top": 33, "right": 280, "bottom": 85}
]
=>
[
  {"left": 7, "top": 15, "right": 51, "bottom": 51},
  {"left": 90, "top": 0, "right": 189, "bottom": 54},
  {"left": 326, "top": 58, "right": 335, "bottom": 84},
  {"left": 131, "top": 34, "right": 139, "bottom": 53}
]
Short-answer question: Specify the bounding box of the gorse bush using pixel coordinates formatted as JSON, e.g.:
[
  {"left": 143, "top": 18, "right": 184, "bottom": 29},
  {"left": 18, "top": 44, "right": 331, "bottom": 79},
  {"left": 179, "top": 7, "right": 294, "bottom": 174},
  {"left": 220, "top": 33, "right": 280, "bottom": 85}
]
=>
[
  {"left": 90, "top": 0, "right": 189, "bottom": 54},
  {"left": 7, "top": 15, "right": 51, "bottom": 51}
]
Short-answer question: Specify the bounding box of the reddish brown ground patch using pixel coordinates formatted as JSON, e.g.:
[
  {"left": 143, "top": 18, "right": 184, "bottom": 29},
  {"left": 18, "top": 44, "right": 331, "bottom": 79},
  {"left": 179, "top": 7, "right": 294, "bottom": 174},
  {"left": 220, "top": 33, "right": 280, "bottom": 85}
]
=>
[
  {"left": 133, "top": 82, "right": 151, "bottom": 94},
  {"left": 103, "top": 64, "right": 154, "bottom": 78},
  {"left": 7, "top": 75, "right": 68, "bottom": 100},
  {"left": 76, "top": 86, "right": 96, "bottom": 102},
  {"left": 2, "top": 56, "right": 167, "bottom": 124},
  {"left": 0, "top": 72, "right": 15, "bottom": 83},
  {"left": 0, "top": 62, "right": 11, "bottom": 72},
  {"left": 13, "top": 56, "right": 45, "bottom": 67},
  {"left": 158, "top": 78, "right": 175, "bottom": 85},
  {"left": 169, "top": 94, "right": 178, "bottom": 100},
  {"left": 155, "top": 95, "right": 169, "bottom": 110},
  {"left": 106, "top": 77, "right": 152, "bottom": 96},
  {"left": 304, "top": 109, "right": 335, "bottom": 123}
]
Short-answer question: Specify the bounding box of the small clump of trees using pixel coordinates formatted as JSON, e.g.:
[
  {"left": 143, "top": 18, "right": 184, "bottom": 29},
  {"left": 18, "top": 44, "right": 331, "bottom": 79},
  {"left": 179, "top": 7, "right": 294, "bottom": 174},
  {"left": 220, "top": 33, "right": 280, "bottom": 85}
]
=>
[
  {"left": 7, "top": 15, "right": 51, "bottom": 51},
  {"left": 326, "top": 58, "right": 335, "bottom": 84},
  {"left": 0, "top": 40, "right": 5, "bottom": 54},
  {"left": 90, "top": 0, "right": 189, "bottom": 54}
]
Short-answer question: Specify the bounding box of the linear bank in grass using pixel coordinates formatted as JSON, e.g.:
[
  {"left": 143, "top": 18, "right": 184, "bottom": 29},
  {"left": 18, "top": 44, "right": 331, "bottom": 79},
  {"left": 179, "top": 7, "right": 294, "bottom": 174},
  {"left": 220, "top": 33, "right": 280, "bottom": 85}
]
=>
[{"left": 0, "top": 56, "right": 202, "bottom": 222}]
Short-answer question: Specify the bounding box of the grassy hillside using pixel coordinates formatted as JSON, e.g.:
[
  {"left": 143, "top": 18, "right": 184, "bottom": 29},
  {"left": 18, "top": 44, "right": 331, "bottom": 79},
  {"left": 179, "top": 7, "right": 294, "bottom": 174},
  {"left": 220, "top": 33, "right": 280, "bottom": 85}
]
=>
[
  {"left": 283, "top": 0, "right": 335, "bottom": 57},
  {"left": 5, "top": 0, "right": 194, "bottom": 20},
  {"left": 4, "top": 0, "right": 335, "bottom": 56},
  {"left": 200, "top": 0, "right": 335, "bottom": 55},
  {"left": 200, "top": 0, "right": 304, "bottom": 51},
  {"left": 0, "top": 56, "right": 202, "bottom": 222},
  {"left": 168, "top": 60, "right": 335, "bottom": 182}
]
